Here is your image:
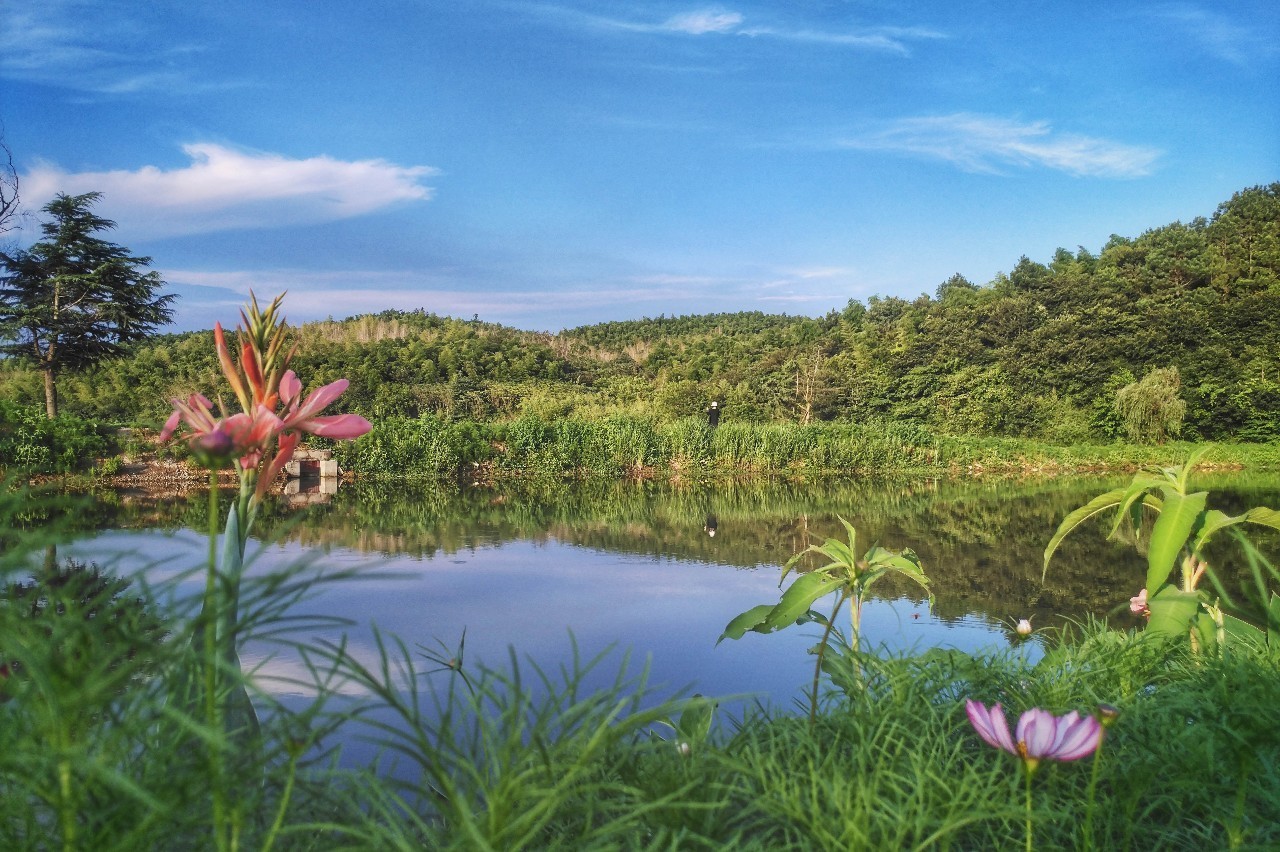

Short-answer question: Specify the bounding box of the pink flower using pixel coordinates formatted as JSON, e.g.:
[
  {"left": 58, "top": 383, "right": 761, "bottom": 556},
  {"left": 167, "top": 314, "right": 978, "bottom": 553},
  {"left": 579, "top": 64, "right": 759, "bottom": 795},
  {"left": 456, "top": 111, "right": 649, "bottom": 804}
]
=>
[
  {"left": 160, "top": 393, "right": 283, "bottom": 469},
  {"left": 965, "top": 700, "right": 1102, "bottom": 774},
  {"left": 1130, "top": 588, "right": 1149, "bottom": 617},
  {"left": 278, "top": 370, "right": 372, "bottom": 439}
]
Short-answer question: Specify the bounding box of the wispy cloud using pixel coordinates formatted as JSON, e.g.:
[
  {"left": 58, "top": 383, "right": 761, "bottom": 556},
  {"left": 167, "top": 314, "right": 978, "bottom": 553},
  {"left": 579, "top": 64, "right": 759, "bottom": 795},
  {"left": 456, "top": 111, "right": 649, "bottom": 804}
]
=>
[
  {"left": 22, "top": 144, "right": 438, "bottom": 238},
  {"left": 163, "top": 260, "right": 854, "bottom": 330},
  {"left": 0, "top": 1, "right": 219, "bottom": 94},
  {"left": 665, "top": 10, "right": 744, "bottom": 35},
  {"left": 1146, "top": 4, "right": 1275, "bottom": 65},
  {"left": 529, "top": 4, "right": 942, "bottom": 55},
  {"left": 835, "top": 114, "right": 1161, "bottom": 178}
]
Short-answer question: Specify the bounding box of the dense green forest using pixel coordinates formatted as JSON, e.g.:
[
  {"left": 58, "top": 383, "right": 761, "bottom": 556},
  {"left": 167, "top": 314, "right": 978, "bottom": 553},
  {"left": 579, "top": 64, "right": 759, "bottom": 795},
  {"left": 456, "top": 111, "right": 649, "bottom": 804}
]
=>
[{"left": 2, "top": 183, "right": 1278, "bottom": 446}]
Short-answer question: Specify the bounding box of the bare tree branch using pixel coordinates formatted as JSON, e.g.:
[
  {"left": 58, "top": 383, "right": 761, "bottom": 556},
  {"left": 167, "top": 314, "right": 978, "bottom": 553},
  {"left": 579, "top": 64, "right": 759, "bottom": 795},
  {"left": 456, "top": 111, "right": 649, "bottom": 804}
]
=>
[{"left": 0, "top": 134, "right": 18, "bottom": 236}]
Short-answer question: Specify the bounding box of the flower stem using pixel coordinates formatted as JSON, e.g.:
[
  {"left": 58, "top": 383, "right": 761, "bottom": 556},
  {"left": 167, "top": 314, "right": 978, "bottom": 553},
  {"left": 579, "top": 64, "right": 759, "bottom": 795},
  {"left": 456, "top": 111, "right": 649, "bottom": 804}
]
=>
[
  {"left": 1025, "top": 768, "right": 1034, "bottom": 852},
  {"left": 1082, "top": 731, "right": 1106, "bottom": 850},
  {"left": 204, "top": 469, "right": 228, "bottom": 852},
  {"left": 809, "top": 592, "right": 845, "bottom": 727}
]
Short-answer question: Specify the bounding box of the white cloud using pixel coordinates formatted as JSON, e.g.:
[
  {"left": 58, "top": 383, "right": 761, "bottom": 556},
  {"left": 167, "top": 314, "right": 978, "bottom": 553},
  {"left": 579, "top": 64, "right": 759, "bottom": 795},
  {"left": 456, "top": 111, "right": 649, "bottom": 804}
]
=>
[
  {"left": 1148, "top": 5, "right": 1275, "bottom": 65},
  {"left": 664, "top": 10, "right": 743, "bottom": 35},
  {"left": 0, "top": 1, "right": 221, "bottom": 94},
  {"left": 161, "top": 260, "right": 853, "bottom": 331},
  {"left": 530, "top": 4, "right": 938, "bottom": 54},
  {"left": 838, "top": 114, "right": 1161, "bottom": 178},
  {"left": 22, "top": 144, "right": 438, "bottom": 238}
]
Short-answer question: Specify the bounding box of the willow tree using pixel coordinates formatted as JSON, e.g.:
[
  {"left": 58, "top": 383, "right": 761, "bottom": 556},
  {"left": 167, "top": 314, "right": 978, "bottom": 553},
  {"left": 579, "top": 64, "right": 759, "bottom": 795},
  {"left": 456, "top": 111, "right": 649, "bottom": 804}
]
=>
[
  {"left": 0, "top": 192, "right": 174, "bottom": 418},
  {"left": 1115, "top": 366, "right": 1186, "bottom": 444}
]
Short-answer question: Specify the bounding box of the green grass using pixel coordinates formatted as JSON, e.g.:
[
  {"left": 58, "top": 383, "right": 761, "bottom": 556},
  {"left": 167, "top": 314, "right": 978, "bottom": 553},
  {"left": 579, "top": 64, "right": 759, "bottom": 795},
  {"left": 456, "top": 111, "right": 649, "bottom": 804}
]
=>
[
  {"left": 4, "top": 480, "right": 1280, "bottom": 850},
  {"left": 327, "top": 414, "right": 1280, "bottom": 483}
]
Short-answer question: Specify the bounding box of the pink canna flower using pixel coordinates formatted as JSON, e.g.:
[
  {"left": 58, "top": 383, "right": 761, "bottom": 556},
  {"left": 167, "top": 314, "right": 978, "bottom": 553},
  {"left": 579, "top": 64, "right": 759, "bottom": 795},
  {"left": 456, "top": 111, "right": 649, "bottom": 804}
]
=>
[
  {"left": 278, "top": 370, "right": 372, "bottom": 439},
  {"left": 160, "top": 393, "right": 284, "bottom": 469},
  {"left": 1130, "top": 588, "right": 1150, "bottom": 617},
  {"left": 965, "top": 700, "right": 1102, "bottom": 774}
]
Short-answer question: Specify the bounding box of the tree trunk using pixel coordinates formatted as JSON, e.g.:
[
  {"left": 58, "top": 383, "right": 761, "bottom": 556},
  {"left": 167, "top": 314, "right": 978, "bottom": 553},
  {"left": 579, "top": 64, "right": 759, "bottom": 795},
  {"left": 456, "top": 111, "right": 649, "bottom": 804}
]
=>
[{"left": 44, "top": 368, "right": 58, "bottom": 419}]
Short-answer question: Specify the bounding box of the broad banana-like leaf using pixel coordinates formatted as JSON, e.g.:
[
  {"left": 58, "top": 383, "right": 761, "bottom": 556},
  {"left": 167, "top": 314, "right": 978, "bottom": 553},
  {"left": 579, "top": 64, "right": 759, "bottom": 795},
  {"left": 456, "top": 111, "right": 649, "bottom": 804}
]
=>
[
  {"left": 1145, "top": 488, "right": 1207, "bottom": 594},
  {"left": 1192, "top": 610, "right": 1222, "bottom": 655},
  {"left": 1175, "top": 446, "right": 1210, "bottom": 493},
  {"left": 1190, "top": 506, "right": 1280, "bottom": 555},
  {"left": 766, "top": 572, "right": 845, "bottom": 631},
  {"left": 718, "top": 604, "right": 776, "bottom": 643},
  {"left": 1146, "top": 586, "right": 1202, "bottom": 639},
  {"left": 1221, "top": 613, "right": 1266, "bottom": 653},
  {"left": 1043, "top": 488, "right": 1129, "bottom": 578},
  {"left": 1108, "top": 476, "right": 1166, "bottom": 542}
]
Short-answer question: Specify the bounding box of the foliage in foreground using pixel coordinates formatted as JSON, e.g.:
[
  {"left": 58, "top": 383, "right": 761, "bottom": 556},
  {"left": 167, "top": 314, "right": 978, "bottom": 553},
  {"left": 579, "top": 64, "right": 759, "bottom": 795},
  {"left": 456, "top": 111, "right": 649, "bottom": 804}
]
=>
[
  {"left": 4, "top": 571, "right": 1280, "bottom": 851},
  {"left": 4, "top": 488, "right": 1280, "bottom": 850}
]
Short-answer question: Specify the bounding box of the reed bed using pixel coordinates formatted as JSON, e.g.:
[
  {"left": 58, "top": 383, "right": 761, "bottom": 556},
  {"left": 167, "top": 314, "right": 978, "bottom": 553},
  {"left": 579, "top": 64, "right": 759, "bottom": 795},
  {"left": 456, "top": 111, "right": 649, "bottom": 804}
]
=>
[{"left": 327, "top": 414, "right": 1280, "bottom": 482}]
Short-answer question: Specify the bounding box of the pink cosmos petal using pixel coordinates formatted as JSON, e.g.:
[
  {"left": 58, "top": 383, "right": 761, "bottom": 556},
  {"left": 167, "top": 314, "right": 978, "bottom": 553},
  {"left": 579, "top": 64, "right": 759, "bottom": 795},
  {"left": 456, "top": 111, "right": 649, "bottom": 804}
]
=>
[
  {"left": 965, "top": 701, "right": 1016, "bottom": 754},
  {"left": 1049, "top": 713, "right": 1102, "bottom": 761},
  {"left": 301, "top": 413, "right": 372, "bottom": 439},
  {"left": 1016, "top": 708, "right": 1059, "bottom": 759}
]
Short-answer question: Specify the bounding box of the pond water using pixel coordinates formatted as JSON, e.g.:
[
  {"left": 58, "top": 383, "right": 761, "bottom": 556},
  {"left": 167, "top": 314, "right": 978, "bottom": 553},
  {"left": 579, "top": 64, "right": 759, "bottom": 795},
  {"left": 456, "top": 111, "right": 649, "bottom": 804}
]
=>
[{"left": 54, "top": 471, "right": 1280, "bottom": 716}]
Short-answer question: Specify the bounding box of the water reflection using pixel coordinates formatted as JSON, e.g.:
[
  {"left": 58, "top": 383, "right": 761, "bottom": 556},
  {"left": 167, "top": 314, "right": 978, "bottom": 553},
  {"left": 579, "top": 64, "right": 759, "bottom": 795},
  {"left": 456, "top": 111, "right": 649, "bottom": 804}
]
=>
[{"left": 53, "top": 472, "right": 1280, "bottom": 708}]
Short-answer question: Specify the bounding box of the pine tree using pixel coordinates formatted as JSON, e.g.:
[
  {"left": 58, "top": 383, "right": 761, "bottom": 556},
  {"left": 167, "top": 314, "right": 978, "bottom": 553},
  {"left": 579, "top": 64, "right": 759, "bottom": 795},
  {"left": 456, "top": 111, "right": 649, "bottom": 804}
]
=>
[{"left": 0, "top": 192, "right": 175, "bottom": 418}]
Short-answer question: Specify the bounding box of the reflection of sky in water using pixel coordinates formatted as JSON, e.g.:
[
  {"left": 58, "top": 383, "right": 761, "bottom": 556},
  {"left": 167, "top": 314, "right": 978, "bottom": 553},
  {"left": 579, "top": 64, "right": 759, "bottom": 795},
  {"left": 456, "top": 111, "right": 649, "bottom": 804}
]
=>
[{"left": 63, "top": 529, "right": 1038, "bottom": 711}]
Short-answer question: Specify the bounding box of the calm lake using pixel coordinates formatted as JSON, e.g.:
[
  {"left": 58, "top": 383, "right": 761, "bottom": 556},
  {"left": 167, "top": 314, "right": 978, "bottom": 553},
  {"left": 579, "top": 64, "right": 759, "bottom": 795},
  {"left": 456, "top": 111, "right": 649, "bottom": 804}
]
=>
[{"left": 58, "top": 471, "right": 1280, "bottom": 715}]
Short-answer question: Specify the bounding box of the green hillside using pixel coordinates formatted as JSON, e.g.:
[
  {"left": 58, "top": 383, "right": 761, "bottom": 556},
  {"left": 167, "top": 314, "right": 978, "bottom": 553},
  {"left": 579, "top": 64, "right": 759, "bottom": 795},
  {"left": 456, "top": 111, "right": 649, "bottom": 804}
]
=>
[{"left": 3, "top": 183, "right": 1278, "bottom": 444}]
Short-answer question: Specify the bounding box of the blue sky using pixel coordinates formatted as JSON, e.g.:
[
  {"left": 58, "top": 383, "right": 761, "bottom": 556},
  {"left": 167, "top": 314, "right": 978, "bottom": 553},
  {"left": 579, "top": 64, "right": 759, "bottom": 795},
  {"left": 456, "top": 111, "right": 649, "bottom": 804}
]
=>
[{"left": 3, "top": 1, "right": 1277, "bottom": 332}]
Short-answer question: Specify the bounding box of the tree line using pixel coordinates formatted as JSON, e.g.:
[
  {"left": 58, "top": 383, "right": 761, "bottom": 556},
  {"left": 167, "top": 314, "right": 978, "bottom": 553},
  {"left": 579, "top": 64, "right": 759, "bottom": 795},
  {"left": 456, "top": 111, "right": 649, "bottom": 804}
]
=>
[{"left": 1, "top": 183, "right": 1278, "bottom": 446}]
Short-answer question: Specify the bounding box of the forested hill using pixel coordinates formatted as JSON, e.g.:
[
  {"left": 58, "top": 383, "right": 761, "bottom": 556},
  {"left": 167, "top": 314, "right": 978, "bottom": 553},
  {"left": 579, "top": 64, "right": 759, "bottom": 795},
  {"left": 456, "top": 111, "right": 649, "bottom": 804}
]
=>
[{"left": 3, "top": 183, "right": 1278, "bottom": 442}]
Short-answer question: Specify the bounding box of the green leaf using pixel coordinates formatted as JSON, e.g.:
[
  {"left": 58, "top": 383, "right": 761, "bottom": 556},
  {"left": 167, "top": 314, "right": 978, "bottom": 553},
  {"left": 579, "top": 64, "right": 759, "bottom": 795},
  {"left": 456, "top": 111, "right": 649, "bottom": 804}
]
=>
[
  {"left": 1222, "top": 613, "right": 1266, "bottom": 653},
  {"left": 1192, "top": 610, "right": 1221, "bottom": 654},
  {"left": 1043, "top": 488, "right": 1128, "bottom": 579},
  {"left": 1146, "top": 585, "right": 1202, "bottom": 639},
  {"left": 717, "top": 604, "right": 775, "bottom": 643},
  {"left": 764, "top": 572, "right": 845, "bottom": 632},
  {"left": 1145, "top": 488, "right": 1207, "bottom": 594},
  {"left": 1109, "top": 478, "right": 1165, "bottom": 543},
  {"left": 1176, "top": 446, "right": 1210, "bottom": 493},
  {"left": 1189, "top": 506, "right": 1280, "bottom": 555},
  {"left": 676, "top": 695, "right": 716, "bottom": 743}
]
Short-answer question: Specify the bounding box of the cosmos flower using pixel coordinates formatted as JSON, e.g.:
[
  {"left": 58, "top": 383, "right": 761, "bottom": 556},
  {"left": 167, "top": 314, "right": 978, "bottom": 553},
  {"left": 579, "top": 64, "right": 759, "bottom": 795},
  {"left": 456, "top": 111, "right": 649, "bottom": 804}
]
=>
[{"left": 965, "top": 700, "right": 1102, "bottom": 774}]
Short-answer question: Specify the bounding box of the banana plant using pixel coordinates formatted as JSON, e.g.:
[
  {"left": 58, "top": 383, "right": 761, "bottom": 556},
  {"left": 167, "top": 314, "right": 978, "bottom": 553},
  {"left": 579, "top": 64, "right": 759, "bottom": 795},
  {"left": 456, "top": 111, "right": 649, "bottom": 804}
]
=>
[
  {"left": 719, "top": 517, "right": 930, "bottom": 722},
  {"left": 1043, "top": 449, "right": 1280, "bottom": 649}
]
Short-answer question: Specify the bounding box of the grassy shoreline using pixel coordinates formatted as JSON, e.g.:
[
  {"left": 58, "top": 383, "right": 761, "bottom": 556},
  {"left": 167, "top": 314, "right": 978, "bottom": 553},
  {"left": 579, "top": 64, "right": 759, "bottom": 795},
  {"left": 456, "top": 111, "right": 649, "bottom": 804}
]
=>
[{"left": 5, "top": 462, "right": 1280, "bottom": 849}]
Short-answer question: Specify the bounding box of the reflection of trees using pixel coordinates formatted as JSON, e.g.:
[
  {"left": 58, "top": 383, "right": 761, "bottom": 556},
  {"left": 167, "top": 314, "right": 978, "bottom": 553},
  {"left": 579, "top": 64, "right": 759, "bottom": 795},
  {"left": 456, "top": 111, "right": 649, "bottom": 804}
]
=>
[
  {"left": 69, "top": 472, "right": 1280, "bottom": 634},
  {"left": 1, "top": 558, "right": 168, "bottom": 706}
]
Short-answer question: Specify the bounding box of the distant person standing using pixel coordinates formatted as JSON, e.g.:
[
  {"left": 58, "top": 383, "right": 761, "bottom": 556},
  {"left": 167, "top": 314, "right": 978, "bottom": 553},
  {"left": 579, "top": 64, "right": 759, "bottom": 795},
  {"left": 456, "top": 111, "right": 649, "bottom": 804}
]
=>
[{"left": 707, "top": 401, "right": 721, "bottom": 428}]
